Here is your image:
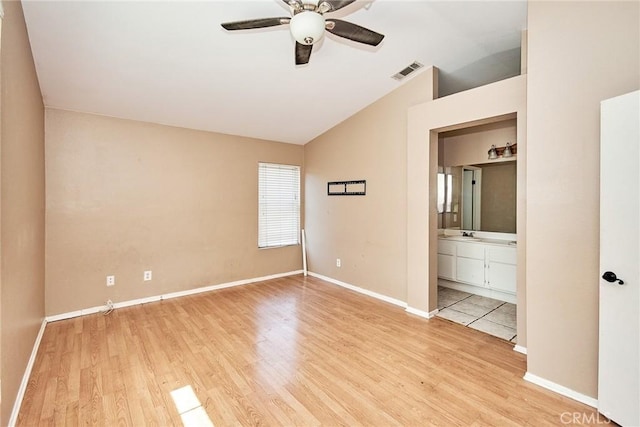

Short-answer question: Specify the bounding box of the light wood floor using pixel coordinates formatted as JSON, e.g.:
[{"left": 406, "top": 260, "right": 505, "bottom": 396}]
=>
[{"left": 18, "top": 274, "right": 601, "bottom": 426}]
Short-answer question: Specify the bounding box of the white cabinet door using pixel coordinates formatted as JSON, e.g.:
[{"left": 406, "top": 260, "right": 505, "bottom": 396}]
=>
[
  {"left": 456, "top": 257, "right": 485, "bottom": 286},
  {"left": 486, "top": 246, "right": 517, "bottom": 293},
  {"left": 437, "top": 254, "right": 456, "bottom": 280},
  {"left": 598, "top": 91, "right": 639, "bottom": 426},
  {"left": 487, "top": 262, "right": 516, "bottom": 293}
]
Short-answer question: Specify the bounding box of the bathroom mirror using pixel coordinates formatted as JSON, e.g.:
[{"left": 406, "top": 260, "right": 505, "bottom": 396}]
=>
[{"left": 439, "top": 161, "right": 516, "bottom": 233}]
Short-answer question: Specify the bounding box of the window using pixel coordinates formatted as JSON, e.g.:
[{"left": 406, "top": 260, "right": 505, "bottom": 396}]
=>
[{"left": 258, "top": 162, "right": 300, "bottom": 248}]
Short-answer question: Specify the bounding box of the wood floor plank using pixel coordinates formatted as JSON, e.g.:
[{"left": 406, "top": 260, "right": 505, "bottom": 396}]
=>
[
  {"left": 19, "top": 368, "right": 45, "bottom": 424},
  {"left": 17, "top": 274, "right": 604, "bottom": 426}
]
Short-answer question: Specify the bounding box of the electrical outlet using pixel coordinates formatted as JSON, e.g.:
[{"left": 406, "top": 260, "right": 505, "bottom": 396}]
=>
[
  {"left": 336, "top": 258, "right": 341, "bottom": 268},
  {"left": 106, "top": 275, "right": 115, "bottom": 286},
  {"left": 144, "top": 270, "right": 152, "bottom": 281}
]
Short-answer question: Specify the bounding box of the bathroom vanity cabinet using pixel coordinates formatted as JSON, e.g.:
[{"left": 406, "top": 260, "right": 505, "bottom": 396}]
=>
[{"left": 437, "top": 237, "right": 516, "bottom": 301}]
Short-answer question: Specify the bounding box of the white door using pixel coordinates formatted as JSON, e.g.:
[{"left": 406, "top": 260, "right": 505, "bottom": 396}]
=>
[{"left": 598, "top": 90, "right": 640, "bottom": 426}]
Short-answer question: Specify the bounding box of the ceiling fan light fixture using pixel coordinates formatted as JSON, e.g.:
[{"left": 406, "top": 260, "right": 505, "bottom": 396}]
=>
[{"left": 290, "top": 11, "right": 325, "bottom": 45}]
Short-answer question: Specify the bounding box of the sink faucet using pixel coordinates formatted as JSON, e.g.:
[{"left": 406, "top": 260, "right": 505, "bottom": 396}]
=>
[{"left": 462, "top": 231, "right": 474, "bottom": 237}]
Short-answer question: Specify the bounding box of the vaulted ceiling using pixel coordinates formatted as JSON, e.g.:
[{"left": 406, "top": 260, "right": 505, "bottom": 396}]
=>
[{"left": 22, "top": 0, "right": 527, "bottom": 144}]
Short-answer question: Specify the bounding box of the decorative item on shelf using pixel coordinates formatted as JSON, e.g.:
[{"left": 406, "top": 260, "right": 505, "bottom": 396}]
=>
[{"left": 488, "top": 142, "right": 517, "bottom": 159}]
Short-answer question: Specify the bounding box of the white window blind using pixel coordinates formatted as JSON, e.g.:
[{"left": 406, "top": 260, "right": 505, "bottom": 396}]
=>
[{"left": 258, "top": 163, "right": 300, "bottom": 248}]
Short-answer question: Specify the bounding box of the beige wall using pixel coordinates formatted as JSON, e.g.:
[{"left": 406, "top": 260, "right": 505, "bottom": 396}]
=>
[
  {"left": 0, "top": 1, "right": 46, "bottom": 424},
  {"left": 526, "top": 1, "right": 639, "bottom": 398},
  {"left": 304, "top": 71, "right": 434, "bottom": 301},
  {"left": 45, "top": 109, "right": 303, "bottom": 315}
]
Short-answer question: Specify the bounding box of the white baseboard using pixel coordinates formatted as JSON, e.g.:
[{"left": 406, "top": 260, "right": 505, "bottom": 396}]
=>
[
  {"left": 406, "top": 306, "right": 439, "bottom": 319},
  {"left": 513, "top": 345, "right": 527, "bottom": 355},
  {"left": 523, "top": 372, "right": 598, "bottom": 408},
  {"left": 307, "top": 272, "right": 407, "bottom": 308},
  {"left": 9, "top": 319, "right": 47, "bottom": 427},
  {"left": 308, "top": 272, "right": 443, "bottom": 320},
  {"left": 46, "top": 270, "right": 303, "bottom": 323}
]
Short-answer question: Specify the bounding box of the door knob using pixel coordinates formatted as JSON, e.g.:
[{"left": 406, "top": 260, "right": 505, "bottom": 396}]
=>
[{"left": 602, "top": 271, "right": 624, "bottom": 285}]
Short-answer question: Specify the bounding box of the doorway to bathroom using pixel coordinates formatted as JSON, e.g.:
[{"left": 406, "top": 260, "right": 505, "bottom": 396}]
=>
[{"left": 435, "top": 119, "right": 518, "bottom": 343}]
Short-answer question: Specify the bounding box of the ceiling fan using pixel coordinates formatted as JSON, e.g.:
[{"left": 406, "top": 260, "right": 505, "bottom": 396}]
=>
[{"left": 221, "top": 0, "right": 385, "bottom": 65}]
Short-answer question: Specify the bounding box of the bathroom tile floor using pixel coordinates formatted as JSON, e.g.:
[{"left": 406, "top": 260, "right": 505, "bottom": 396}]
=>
[{"left": 437, "top": 285, "right": 517, "bottom": 343}]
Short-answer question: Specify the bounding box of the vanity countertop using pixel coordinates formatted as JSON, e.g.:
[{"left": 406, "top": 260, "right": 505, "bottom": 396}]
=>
[{"left": 439, "top": 235, "right": 517, "bottom": 247}]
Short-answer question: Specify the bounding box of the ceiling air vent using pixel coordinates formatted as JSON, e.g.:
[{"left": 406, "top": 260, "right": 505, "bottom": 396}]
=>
[{"left": 392, "top": 61, "right": 424, "bottom": 81}]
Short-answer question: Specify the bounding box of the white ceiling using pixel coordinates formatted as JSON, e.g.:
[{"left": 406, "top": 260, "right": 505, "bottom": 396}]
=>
[{"left": 22, "top": 0, "right": 527, "bottom": 145}]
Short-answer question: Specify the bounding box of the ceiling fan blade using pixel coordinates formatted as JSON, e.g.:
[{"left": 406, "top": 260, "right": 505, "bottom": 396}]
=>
[
  {"left": 325, "top": 19, "right": 384, "bottom": 46},
  {"left": 221, "top": 17, "right": 290, "bottom": 31},
  {"left": 322, "top": 1, "right": 357, "bottom": 12},
  {"left": 295, "top": 42, "right": 313, "bottom": 65}
]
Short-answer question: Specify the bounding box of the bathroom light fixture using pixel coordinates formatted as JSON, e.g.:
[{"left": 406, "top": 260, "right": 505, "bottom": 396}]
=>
[
  {"left": 488, "top": 145, "right": 498, "bottom": 160},
  {"left": 503, "top": 142, "right": 513, "bottom": 158},
  {"left": 488, "top": 142, "right": 517, "bottom": 159}
]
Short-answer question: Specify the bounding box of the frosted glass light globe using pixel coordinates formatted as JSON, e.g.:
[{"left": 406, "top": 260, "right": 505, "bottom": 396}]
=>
[{"left": 289, "top": 11, "right": 325, "bottom": 45}]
